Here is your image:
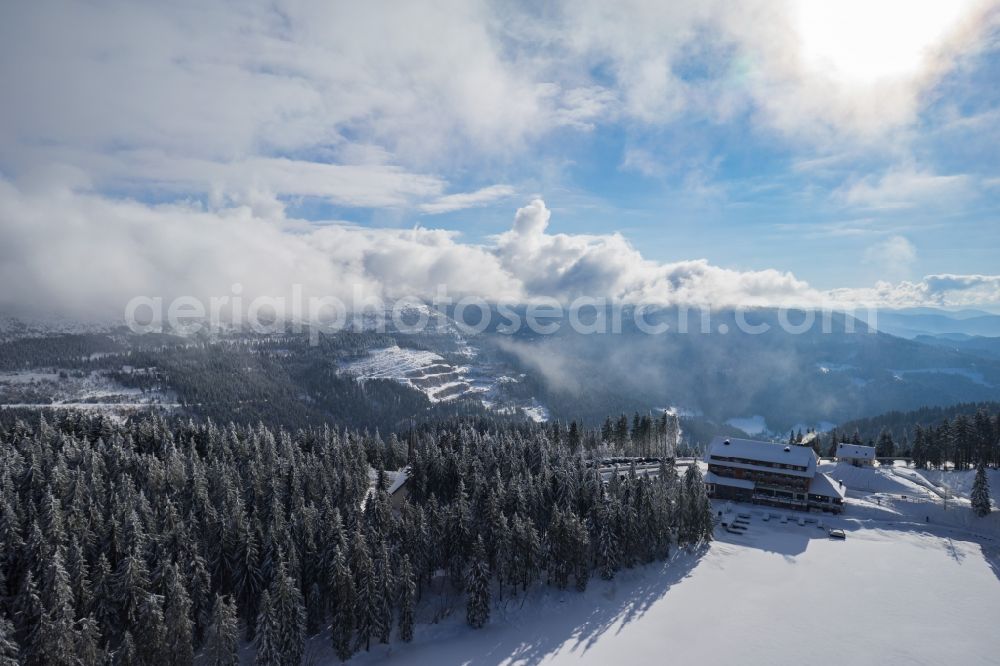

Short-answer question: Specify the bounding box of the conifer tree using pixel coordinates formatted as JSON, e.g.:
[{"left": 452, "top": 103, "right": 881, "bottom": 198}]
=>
[
  {"left": 305, "top": 580, "right": 325, "bottom": 636},
  {"left": 204, "top": 595, "right": 239, "bottom": 666},
  {"left": 972, "top": 463, "right": 992, "bottom": 517},
  {"left": 398, "top": 555, "right": 415, "bottom": 643},
  {"left": 597, "top": 501, "right": 618, "bottom": 580},
  {"left": 351, "top": 532, "right": 374, "bottom": 652},
  {"left": 135, "top": 592, "right": 168, "bottom": 664},
  {"left": 0, "top": 617, "right": 18, "bottom": 666},
  {"left": 373, "top": 542, "right": 392, "bottom": 644},
  {"left": 37, "top": 547, "right": 79, "bottom": 666},
  {"left": 270, "top": 557, "right": 305, "bottom": 665},
  {"left": 89, "top": 554, "right": 116, "bottom": 639},
  {"left": 162, "top": 564, "right": 194, "bottom": 666},
  {"left": 254, "top": 590, "right": 279, "bottom": 666},
  {"left": 116, "top": 631, "right": 139, "bottom": 666},
  {"left": 13, "top": 572, "right": 43, "bottom": 657},
  {"left": 74, "top": 615, "right": 103, "bottom": 666},
  {"left": 466, "top": 537, "right": 490, "bottom": 629},
  {"left": 329, "top": 547, "right": 356, "bottom": 662},
  {"left": 113, "top": 546, "right": 151, "bottom": 632}
]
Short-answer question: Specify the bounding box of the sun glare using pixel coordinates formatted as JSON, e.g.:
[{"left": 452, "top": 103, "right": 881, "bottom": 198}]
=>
[{"left": 794, "top": 0, "right": 973, "bottom": 84}]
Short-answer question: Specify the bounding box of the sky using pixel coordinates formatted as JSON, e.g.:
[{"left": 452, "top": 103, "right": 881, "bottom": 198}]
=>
[{"left": 1, "top": 0, "right": 1000, "bottom": 319}]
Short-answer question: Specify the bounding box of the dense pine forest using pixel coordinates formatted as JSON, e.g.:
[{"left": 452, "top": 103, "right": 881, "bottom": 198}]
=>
[
  {"left": 829, "top": 403, "right": 1000, "bottom": 469},
  {"left": 0, "top": 412, "right": 713, "bottom": 664}
]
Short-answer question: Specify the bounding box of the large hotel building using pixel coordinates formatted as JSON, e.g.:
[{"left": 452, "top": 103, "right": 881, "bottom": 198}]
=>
[{"left": 703, "top": 436, "right": 845, "bottom": 513}]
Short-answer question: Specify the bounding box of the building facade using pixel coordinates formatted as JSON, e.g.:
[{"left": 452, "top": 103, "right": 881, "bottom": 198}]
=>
[
  {"left": 704, "top": 436, "right": 845, "bottom": 513},
  {"left": 836, "top": 442, "right": 876, "bottom": 467}
]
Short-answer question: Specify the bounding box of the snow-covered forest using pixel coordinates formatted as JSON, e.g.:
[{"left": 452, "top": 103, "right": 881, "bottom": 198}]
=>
[{"left": 0, "top": 412, "right": 712, "bottom": 664}]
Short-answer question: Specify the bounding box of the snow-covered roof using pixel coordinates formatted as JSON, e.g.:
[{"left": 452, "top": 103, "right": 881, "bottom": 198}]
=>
[
  {"left": 836, "top": 443, "right": 876, "bottom": 459},
  {"left": 704, "top": 471, "right": 755, "bottom": 490},
  {"left": 809, "top": 473, "right": 846, "bottom": 500},
  {"left": 706, "top": 436, "right": 817, "bottom": 477},
  {"left": 387, "top": 468, "right": 410, "bottom": 496}
]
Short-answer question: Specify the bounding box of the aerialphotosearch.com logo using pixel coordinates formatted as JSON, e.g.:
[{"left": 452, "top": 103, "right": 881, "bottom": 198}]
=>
[{"left": 124, "top": 283, "right": 879, "bottom": 344}]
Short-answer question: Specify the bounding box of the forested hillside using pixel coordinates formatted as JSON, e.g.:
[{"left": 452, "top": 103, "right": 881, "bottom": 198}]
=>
[
  {"left": 830, "top": 403, "right": 1000, "bottom": 469},
  {"left": 0, "top": 412, "right": 712, "bottom": 664},
  {"left": 0, "top": 331, "right": 502, "bottom": 432}
]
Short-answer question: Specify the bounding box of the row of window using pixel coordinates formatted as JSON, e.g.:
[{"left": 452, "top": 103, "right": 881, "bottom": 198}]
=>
[
  {"left": 708, "top": 466, "right": 809, "bottom": 491},
  {"left": 709, "top": 455, "right": 808, "bottom": 472}
]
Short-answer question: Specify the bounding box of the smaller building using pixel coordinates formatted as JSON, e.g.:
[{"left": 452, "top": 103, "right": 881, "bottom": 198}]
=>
[
  {"left": 387, "top": 468, "right": 410, "bottom": 511},
  {"left": 836, "top": 442, "right": 876, "bottom": 467}
]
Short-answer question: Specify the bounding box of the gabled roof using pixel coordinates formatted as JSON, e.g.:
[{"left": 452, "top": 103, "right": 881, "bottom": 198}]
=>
[
  {"left": 706, "top": 436, "right": 817, "bottom": 476},
  {"left": 387, "top": 468, "right": 409, "bottom": 496},
  {"left": 836, "top": 442, "right": 876, "bottom": 459},
  {"left": 705, "top": 471, "right": 755, "bottom": 490},
  {"left": 809, "top": 472, "right": 846, "bottom": 500}
]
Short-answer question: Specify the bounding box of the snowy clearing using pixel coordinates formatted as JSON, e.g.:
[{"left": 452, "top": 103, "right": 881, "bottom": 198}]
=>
[
  {"left": 333, "top": 515, "right": 999, "bottom": 665},
  {"left": 323, "top": 463, "right": 1000, "bottom": 666}
]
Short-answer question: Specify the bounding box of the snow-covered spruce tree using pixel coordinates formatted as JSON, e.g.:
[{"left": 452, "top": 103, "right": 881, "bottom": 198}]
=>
[
  {"left": 351, "top": 529, "right": 375, "bottom": 652},
  {"left": 74, "top": 616, "right": 103, "bottom": 665},
  {"left": 546, "top": 508, "right": 570, "bottom": 589},
  {"left": 269, "top": 556, "right": 306, "bottom": 666},
  {"left": 398, "top": 555, "right": 415, "bottom": 643},
  {"left": 116, "top": 630, "right": 139, "bottom": 666},
  {"left": 13, "top": 572, "right": 43, "bottom": 659},
  {"left": 568, "top": 513, "right": 591, "bottom": 592},
  {"left": 374, "top": 542, "right": 393, "bottom": 644},
  {"left": 972, "top": 463, "right": 992, "bottom": 517},
  {"left": 135, "top": 592, "right": 168, "bottom": 664},
  {"left": 162, "top": 564, "right": 194, "bottom": 666},
  {"left": 447, "top": 480, "right": 472, "bottom": 590},
  {"left": 0, "top": 617, "right": 19, "bottom": 666},
  {"left": 466, "top": 537, "right": 491, "bottom": 629},
  {"left": 597, "top": 500, "right": 619, "bottom": 581},
  {"left": 254, "top": 590, "right": 279, "bottom": 666},
  {"left": 89, "top": 554, "right": 116, "bottom": 641},
  {"left": 36, "top": 547, "right": 79, "bottom": 666},
  {"left": 681, "top": 464, "right": 714, "bottom": 546},
  {"left": 492, "top": 513, "right": 511, "bottom": 599},
  {"left": 113, "top": 546, "right": 152, "bottom": 635},
  {"left": 64, "top": 536, "right": 91, "bottom": 617},
  {"left": 305, "top": 581, "right": 324, "bottom": 637},
  {"left": 512, "top": 514, "right": 540, "bottom": 592},
  {"left": 329, "top": 546, "right": 356, "bottom": 662},
  {"left": 185, "top": 549, "right": 214, "bottom": 646},
  {"left": 204, "top": 594, "right": 239, "bottom": 666}
]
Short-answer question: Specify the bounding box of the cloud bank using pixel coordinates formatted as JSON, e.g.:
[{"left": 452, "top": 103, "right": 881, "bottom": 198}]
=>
[
  {"left": 2, "top": 182, "right": 997, "bottom": 322},
  {"left": 1, "top": 1, "right": 998, "bottom": 320}
]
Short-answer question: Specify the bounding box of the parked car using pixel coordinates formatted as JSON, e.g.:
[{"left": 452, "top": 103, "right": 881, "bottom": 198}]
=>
[{"left": 828, "top": 528, "right": 846, "bottom": 540}]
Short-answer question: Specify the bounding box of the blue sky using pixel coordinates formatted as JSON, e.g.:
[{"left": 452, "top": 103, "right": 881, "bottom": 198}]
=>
[{"left": 1, "top": 0, "right": 1000, "bottom": 316}]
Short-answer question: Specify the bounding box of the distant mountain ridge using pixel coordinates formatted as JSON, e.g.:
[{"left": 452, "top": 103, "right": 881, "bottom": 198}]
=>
[
  {"left": 4, "top": 306, "right": 1000, "bottom": 438},
  {"left": 870, "top": 310, "right": 1000, "bottom": 339}
]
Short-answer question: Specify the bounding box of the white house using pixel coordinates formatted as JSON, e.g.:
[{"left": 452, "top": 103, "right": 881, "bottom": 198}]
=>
[{"left": 836, "top": 442, "right": 876, "bottom": 467}]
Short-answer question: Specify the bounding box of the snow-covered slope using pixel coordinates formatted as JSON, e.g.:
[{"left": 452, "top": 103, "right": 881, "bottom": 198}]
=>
[
  {"left": 320, "top": 506, "right": 1000, "bottom": 665},
  {"left": 340, "top": 345, "right": 548, "bottom": 419},
  {"left": 340, "top": 345, "right": 486, "bottom": 403}
]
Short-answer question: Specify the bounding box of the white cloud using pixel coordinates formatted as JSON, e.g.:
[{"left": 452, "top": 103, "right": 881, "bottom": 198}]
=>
[
  {"left": 1, "top": 2, "right": 997, "bottom": 319},
  {"left": 2, "top": 0, "right": 994, "bottom": 210},
  {"left": 837, "top": 166, "right": 973, "bottom": 209},
  {"left": 418, "top": 185, "right": 516, "bottom": 215},
  {"left": 0, "top": 181, "right": 997, "bottom": 320},
  {"left": 864, "top": 235, "right": 918, "bottom": 281},
  {"left": 620, "top": 148, "right": 667, "bottom": 178},
  {"left": 829, "top": 274, "right": 1000, "bottom": 308}
]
